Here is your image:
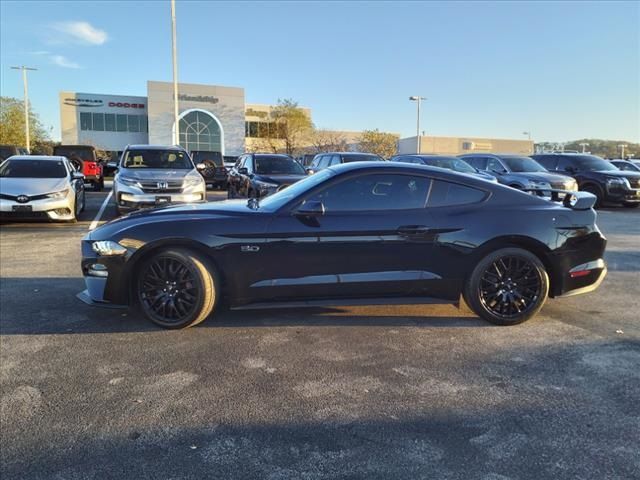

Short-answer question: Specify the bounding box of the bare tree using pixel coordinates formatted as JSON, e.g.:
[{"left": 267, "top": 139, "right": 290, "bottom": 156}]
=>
[
  {"left": 310, "top": 129, "right": 350, "bottom": 153},
  {"left": 357, "top": 129, "right": 399, "bottom": 159}
]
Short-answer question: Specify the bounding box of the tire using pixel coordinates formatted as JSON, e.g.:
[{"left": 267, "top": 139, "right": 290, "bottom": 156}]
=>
[
  {"left": 623, "top": 202, "right": 639, "bottom": 208},
  {"left": 135, "top": 248, "right": 218, "bottom": 329},
  {"left": 227, "top": 186, "right": 234, "bottom": 199},
  {"left": 464, "top": 247, "right": 549, "bottom": 326},
  {"left": 93, "top": 180, "right": 103, "bottom": 192},
  {"left": 80, "top": 191, "right": 86, "bottom": 213},
  {"left": 581, "top": 184, "right": 603, "bottom": 209}
]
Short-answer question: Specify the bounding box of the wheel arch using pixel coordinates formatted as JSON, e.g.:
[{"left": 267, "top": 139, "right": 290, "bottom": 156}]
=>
[
  {"left": 122, "top": 238, "right": 222, "bottom": 305},
  {"left": 470, "top": 235, "right": 557, "bottom": 296}
]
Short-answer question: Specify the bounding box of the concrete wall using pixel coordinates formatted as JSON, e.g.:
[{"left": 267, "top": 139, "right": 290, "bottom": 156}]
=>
[
  {"left": 398, "top": 135, "right": 534, "bottom": 155},
  {"left": 59, "top": 92, "right": 148, "bottom": 150},
  {"left": 147, "top": 81, "right": 245, "bottom": 156}
]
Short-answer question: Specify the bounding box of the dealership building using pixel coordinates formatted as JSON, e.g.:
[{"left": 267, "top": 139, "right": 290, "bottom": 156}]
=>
[{"left": 60, "top": 80, "right": 293, "bottom": 157}]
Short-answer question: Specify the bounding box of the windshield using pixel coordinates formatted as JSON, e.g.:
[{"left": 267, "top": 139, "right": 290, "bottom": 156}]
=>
[
  {"left": 422, "top": 156, "right": 476, "bottom": 173},
  {"left": 255, "top": 156, "right": 306, "bottom": 175},
  {"left": 500, "top": 156, "right": 547, "bottom": 172},
  {"left": 0, "top": 159, "right": 67, "bottom": 178},
  {"left": 192, "top": 151, "right": 222, "bottom": 166},
  {"left": 260, "top": 170, "right": 334, "bottom": 209},
  {"left": 53, "top": 147, "right": 96, "bottom": 162},
  {"left": 122, "top": 149, "right": 193, "bottom": 169},
  {"left": 343, "top": 154, "right": 384, "bottom": 163},
  {"left": 573, "top": 155, "right": 619, "bottom": 172}
]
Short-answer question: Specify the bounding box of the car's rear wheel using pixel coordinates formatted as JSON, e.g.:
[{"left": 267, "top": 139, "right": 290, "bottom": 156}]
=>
[
  {"left": 581, "top": 184, "right": 603, "bottom": 208},
  {"left": 464, "top": 247, "right": 549, "bottom": 326},
  {"left": 136, "top": 249, "right": 217, "bottom": 329}
]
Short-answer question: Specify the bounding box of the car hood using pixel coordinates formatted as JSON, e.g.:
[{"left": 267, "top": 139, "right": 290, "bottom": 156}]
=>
[
  {"left": 0, "top": 177, "right": 68, "bottom": 196},
  {"left": 592, "top": 170, "right": 640, "bottom": 180},
  {"left": 472, "top": 170, "right": 498, "bottom": 182},
  {"left": 88, "top": 199, "right": 262, "bottom": 240},
  {"left": 508, "top": 172, "right": 574, "bottom": 183},
  {"left": 254, "top": 174, "right": 307, "bottom": 185},
  {"left": 118, "top": 169, "right": 195, "bottom": 181}
]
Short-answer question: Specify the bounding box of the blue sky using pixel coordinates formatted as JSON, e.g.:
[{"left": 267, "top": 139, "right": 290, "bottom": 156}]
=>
[{"left": 1, "top": 0, "right": 638, "bottom": 143}]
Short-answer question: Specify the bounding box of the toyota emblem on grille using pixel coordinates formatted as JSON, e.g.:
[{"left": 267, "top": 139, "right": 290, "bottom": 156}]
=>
[
  {"left": 157, "top": 182, "right": 169, "bottom": 190},
  {"left": 16, "top": 195, "right": 29, "bottom": 203}
]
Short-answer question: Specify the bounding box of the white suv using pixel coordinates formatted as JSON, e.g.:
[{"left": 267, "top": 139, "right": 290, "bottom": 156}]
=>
[{"left": 112, "top": 145, "right": 206, "bottom": 215}]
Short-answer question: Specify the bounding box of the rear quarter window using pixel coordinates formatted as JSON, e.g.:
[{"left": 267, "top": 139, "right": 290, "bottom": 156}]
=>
[{"left": 428, "top": 180, "right": 487, "bottom": 207}]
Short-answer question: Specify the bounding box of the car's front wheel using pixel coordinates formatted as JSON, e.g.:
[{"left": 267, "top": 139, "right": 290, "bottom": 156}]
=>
[
  {"left": 136, "top": 248, "right": 218, "bottom": 329},
  {"left": 464, "top": 247, "right": 549, "bottom": 326},
  {"left": 581, "top": 184, "right": 603, "bottom": 208}
]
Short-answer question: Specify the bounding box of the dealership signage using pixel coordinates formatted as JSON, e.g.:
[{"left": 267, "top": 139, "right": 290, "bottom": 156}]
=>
[
  {"left": 245, "top": 108, "right": 269, "bottom": 119},
  {"left": 178, "top": 94, "right": 219, "bottom": 104},
  {"left": 64, "top": 98, "right": 103, "bottom": 107},
  {"left": 108, "top": 102, "right": 145, "bottom": 109}
]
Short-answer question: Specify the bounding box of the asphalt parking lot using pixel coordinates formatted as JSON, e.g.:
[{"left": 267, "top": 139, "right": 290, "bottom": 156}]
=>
[{"left": 1, "top": 185, "right": 639, "bottom": 479}]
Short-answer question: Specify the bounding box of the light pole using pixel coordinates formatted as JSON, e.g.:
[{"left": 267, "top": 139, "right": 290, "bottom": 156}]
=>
[
  {"left": 579, "top": 142, "right": 589, "bottom": 153},
  {"left": 618, "top": 144, "right": 627, "bottom": 159},
  {"left": 10, "top": 65, "right": 37, "bottom": 152},
  {"left": 409, "top": 96, "right": 426, "bottom": 153},
  {"left": 522, "top": 131, "right": 531, "bottom": 141},
  {"left": 171, "top": 0, "right": 180, "bottom": 146}
]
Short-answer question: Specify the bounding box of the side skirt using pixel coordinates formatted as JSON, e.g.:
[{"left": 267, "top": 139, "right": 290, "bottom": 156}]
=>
[{"left": 230, "top": 296, "right": 458, "bottom": 311}]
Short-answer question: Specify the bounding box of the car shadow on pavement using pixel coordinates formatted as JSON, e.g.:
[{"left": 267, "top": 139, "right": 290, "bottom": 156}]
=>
[{"left": 0, "top": 277, "right": 488, "bottom": 335}]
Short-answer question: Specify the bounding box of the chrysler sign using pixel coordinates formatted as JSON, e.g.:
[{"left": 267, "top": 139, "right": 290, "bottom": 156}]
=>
[{"left": 64, "top": 98, "right": 103, "bottom": 107}]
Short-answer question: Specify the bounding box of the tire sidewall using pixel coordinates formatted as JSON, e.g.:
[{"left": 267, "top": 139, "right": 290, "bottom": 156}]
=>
[{"left": 465, "top": 247, "right": 549, "bottom": 326}]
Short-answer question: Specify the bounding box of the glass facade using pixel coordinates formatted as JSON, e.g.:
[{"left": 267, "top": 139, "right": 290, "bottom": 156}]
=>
[
  {"left": 80, "top": 112, "right": 147, "bottom": 134},
  {"left": 178, "top": 110, "right": 222, "bottom": 153}
]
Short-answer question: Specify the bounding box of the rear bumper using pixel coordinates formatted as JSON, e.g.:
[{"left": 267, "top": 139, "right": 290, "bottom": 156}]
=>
[{"left": 557, "top": 260, "right": 607, "bottom": 297}]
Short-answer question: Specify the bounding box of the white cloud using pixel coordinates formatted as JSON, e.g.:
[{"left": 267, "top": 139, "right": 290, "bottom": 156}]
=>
[
  {"left": 50, "top": 55, "right": 81, "bottom": 69},
  {"left": 52, "top": 21, "right": 108, "bottom": 45}
]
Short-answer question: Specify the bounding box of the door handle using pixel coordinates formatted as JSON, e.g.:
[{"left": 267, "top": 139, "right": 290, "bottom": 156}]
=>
[{"left": 397, "top": 225, "right": 431, "bottom": 235}]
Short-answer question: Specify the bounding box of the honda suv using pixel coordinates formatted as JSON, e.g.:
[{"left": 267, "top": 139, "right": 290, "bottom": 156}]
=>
[
  {"left": 112, "top": 145, "right": 206, "bottom": 215},
  {"left": 532, "top": 153, "right": 640, "bottom": 208},
  {"left": 53, "top": 145, "right": 104, "bottom": 191},
  {"left": 459, "top": 154, "right": 577, "bottom": 199}
]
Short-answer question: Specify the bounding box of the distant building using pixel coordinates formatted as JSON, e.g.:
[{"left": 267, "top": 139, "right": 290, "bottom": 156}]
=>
[{"left": 398, "top": 135, "right": 534, "bottom": 155}]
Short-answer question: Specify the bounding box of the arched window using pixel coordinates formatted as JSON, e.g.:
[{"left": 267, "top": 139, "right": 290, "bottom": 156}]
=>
[{"left": 178, "top": 110, "right": 222, "bottom": 153}]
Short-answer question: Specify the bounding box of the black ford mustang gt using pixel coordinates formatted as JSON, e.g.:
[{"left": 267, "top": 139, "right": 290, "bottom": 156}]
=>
[{"left": 79, "top": 162, "right": 607, "bottom": 329}]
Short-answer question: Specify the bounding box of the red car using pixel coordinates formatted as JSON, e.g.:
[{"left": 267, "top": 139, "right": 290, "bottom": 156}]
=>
[{"left": 53, "top": 145, "right": 104, "bottom": 191}]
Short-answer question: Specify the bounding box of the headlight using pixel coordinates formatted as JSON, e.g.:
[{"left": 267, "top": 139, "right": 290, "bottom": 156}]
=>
[
  {"left": 118, "top": 176, "right": 140, "bottom": 188},
  {"left": 92, "top": 240, "right": 127, "bottom": 256},
  {"left": 47, "top": 189, "right": 70, "bottom": 199},
  {"left": 565, "top": 181, "right": 578, "bottom": 191},
  {"left": 182, "top": 177, "right": 204, "bottom": 188},
  {"left": 606, "top": 177, "right": 629, "bottom": 187},
  {"left": 255, "top": 180, "right": 278, "bottom": 191}
]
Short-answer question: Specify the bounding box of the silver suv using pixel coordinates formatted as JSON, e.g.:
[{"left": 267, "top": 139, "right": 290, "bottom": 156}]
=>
[{"left": 112, "top": 145, "right": 206, "bottom": 215}]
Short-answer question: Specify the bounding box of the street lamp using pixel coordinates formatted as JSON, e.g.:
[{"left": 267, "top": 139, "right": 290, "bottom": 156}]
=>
[
  {"left": 10, "top": 65, "right": 37, "bottom": 152},
  {"left": 409, "top": 96, "right": 426, "bottom": 153},
  {"left": 170, "top": 0, "right": 180, "bottom": 146},
  {"left": 522, "top": 131, "right": 531, "bottom": 141},
  {"left": 618, "top": 144, "right": 628, "bottom": 159},
  {"left": 579, "top": 142, "right": 589, "bottom": 153}
]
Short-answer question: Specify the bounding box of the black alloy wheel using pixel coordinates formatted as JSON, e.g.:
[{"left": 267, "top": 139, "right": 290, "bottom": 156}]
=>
[
  {"left": 465, "top": 247, "right": 549, "bottom": 325},
  {"left": 137, "top": 249, "right": 217, "bottom": 328}
]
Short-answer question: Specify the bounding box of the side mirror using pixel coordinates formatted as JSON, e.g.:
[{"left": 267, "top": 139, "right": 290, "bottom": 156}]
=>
[
  {"left": 306, "top": 168, "right": 315, "bottom": 175},
  {"left": 72, "top": 172, "right": 85, "bottom": 181},
  {"left": 295, "top": 200, "right": 325, "bottom": 217},
  {"left": 196, "top": 163, "right": 206, "bottom": 170},
  {"left": 239, "top": 167, "right": 248, "bottom": 175}
]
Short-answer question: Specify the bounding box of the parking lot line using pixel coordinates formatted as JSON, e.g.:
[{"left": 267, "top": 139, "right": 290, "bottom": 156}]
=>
[{"left": 89, "top": 190, "right": 113, "bottom": 231}]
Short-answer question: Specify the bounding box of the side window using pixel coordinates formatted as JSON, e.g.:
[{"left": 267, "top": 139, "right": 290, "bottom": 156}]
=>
[
  {"left": 535, "top": 156, "right": 558, "bottom": 170},
  {"left": 329, "top": 155, "right": 341, "bottom": 166},
  {"left": 245, "top": 156, "right": 254, "bottom": 173},
  {"left": 311, "top": 155, "right": 322, "bottom": 168},
  {"left": 464, "top": 156, "right": 487, "bottom": 170},
  {"left": 486, "top": 157, "right": 506, "bottom": 173},
  {"left": 305, "top": 174, "right": 430, "bottom": 212},
  {"left": 235, "top": 155, "right": 244, "bottom": 169},
  {"left": 557, "top": 157, "right": 576, "bottom": 173},
  {"left": 318, "top": 156, "right": 331, "bottom": 169},
  {"left": 428, "top": 180, "right": 486, "bottom": 207}
]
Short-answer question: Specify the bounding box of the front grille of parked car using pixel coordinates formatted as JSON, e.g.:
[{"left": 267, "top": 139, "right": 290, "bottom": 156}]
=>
[
  {"left": 0, "top": 193, "right": 52, "bottom": 202},
  {"left": 138, "top": 181, "right": 184, "bottom": 194}
]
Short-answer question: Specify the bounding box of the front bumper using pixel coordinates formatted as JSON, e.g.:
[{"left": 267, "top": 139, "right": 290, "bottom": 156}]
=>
[
  {"left": 0, "top": 196, "right": 75, "bottom": 221},
  {"left": 78, "top": 240, "right": 129, "bottom": 307},
  {"left": 604, "top": 185, "right": 640, "bottom": 203},
  {"left": 115, "top": 190, "right": 205, "bottom": 211}
]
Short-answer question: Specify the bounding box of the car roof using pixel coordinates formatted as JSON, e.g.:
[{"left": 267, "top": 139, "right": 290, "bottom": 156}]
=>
[
  {"left": 395, "top": 154, "right": 459, "bottom": 159},
  {"left": 4, "top": 155, "right": 67, "bottom": 161},
  {"left": 126, "top": 144, "right": 186, "bottom": 151},
  {"left": 326, "top": 160, "right": 485, "bottom": 181},
  {"left": 55, "top": 144, "right": 95, "bottom": 149},
  {"left": 252, "top": 153, "right": 292, "bottom": 157}
]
